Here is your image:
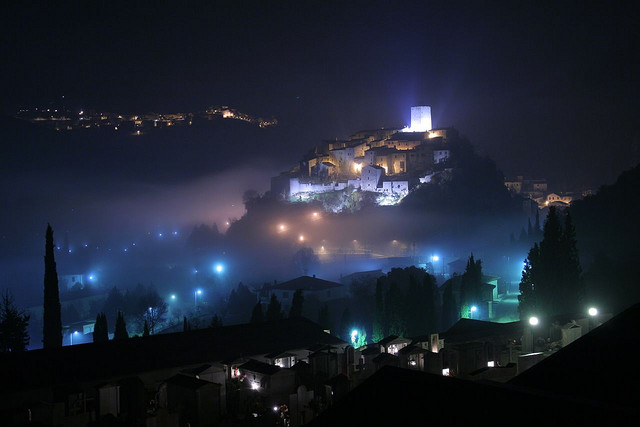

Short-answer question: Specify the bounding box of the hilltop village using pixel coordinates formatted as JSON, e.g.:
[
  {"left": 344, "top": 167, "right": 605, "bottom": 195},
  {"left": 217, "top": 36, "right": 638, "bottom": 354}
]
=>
[{"left": 271, "top": 106, "right": 453, "bottom": 207}]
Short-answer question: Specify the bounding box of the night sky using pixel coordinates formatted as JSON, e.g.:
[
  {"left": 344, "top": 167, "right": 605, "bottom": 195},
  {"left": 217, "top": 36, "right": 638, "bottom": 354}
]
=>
[{"left": 2, "top": 1, "right": 639, "bottom": 187}]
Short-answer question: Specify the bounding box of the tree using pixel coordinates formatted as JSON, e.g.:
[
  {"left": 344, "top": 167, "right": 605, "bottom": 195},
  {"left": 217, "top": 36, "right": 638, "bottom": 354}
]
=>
[
  {"left": 143, "top": 320, "right": 150, "bottom": 337},
  {"left": 249, "top": 302, "right": 264, "bottom": 323},
  {"left": 338, "top": 307, "right": 352, "bottom": 341},
  {"left": 292, "top": 248, "right": 319, "bottom": 276},
  {"left": 534, "top": 209, "right": 541, "bottom": 237},
  {"left": 102, "top": 287, "right": 125, "bottom": 328},
  {"left": 93, "top": 313, "right": 108, "bottom": 342},
  {"left": 114, "top": 310, "right": 128, "bottom": 340},
  {"left": 0, "top": 290, "right": 30, "bottom": 352},
  {"left": 385, "top": 282, "right": 405, "bottom": 336},
  {"left": 518, "top": 207, "right": 583, "bottom": 317},
  {"left": 441, "top": 283, "right": 458, "bottom": 331},
  {"left": 210, "top": 314, "right": 223, "bottom": 328},
  {"left": 289, "top": 289, "right": 304, "bottom": 318},
  {"left": 405, "top": 275, "right": 421, "bottom": 337},
  {"left": 265, "top": 294, "right": 283, "bottom": 321},
  {"left": 43, "top": 224, "right": 62, "bottom": 348},
  {"left": 420, "top": 275, "right": 437, "bottom": 334},
  {"left": 138, "top": 285, "right": 168, "bottom": 334},
  {"left": 318, "top": 304, "right": 331, "bottom": 332},
  {"left": 183, "top": 316, "right": 191, "bottom": 331},
  {"left": 372, "top": 278, "right": 385, "bottom": 342},
  {"left": 460, "top": 254, "right": 482, "bottom": 318},
  {"left": 518, "top": 244, "right": 539, "bottom": 318}
]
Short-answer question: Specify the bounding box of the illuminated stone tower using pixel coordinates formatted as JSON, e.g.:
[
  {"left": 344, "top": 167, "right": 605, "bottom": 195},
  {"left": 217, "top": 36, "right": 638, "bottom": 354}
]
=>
[{"left": 410, "top": 106, "right": 432, "bottom": 132}]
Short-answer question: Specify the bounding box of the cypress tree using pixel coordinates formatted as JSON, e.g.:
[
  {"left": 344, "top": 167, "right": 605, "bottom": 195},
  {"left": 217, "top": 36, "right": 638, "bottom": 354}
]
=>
[
  {"left": 93, "top": 313, "right": 108, "bottom": 342},
  {"left": 210, "top": 314, "right": 223, "bottom": 328},
  {"left": 460, "top": 254, "right": 482, "bottom": 318},
  {"left": 560, "top": 211, "right": 583, "bottom": 312},
  {"left": 114, "top": 310, "right": 128, "bottom": 340},
  {"left": 534, "top": 209, "right": 541, "bottom": 236},
  {"left": 183, "top": 315, "right": 191, "bottom": 331},
  {"left": 527, "top": 218, "right": 533, "bottom": 237},
  {"left": 249, "top": 302, "right": 264, "bottom": 323},
  {"left": 265, "top": 294, "right": 283, "bottom": 321},
  {"left": 143, "top": 320, "right": 150, "bottom": 336},
  {"left": 372, "top": 278, "right": 385, "bottom": 342},
  {"left": 43, "top": 224, "right": 62, "bottom": 348},
  {"left": 289, "top": 289, "right": 304, "bottom": 318},
  {"left": 405, "top": 275, "right": 421, "bottom": 336}
]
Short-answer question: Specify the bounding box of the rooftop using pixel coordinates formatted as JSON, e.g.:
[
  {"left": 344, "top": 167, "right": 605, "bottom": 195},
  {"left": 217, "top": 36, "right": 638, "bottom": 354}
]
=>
[{"left": 265, "top": 276, "right": 343, "bottom": 292}]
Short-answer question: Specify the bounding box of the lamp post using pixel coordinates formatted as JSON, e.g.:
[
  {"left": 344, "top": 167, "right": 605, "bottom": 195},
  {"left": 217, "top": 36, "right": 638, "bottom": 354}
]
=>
[
  {"left": 528, "top": 316, "right": 539, "bottom": 353},
  {"left": 194, "top": 289, "right": 202, "bottom": 308},
  {"left": 470, "top": 305, "right": 477, "bottom": 319},
  {"left": 70, "top": 330, "right": 78, "bottom": 346},
  {"left": 588, "top": 307, "right": 598, "bottom": 331}
]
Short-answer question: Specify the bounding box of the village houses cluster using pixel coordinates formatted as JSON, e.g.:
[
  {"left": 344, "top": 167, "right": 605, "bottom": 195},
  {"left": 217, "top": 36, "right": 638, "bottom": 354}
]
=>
[{"left": 271, "top": 106, "right": 452, "bottom": 204}]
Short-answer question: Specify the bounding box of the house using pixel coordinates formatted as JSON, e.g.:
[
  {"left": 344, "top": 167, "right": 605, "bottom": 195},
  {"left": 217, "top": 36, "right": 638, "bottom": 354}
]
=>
[
  {"left": 261, "top": 276, "right": 345, "bottom": 305},
  {"left": 377, "top": 335, "right": 412, "bottom": 355},
  {"left": 161, "top": 374, "right": 224, "bottom": 426},
  {"left": 0, "top": 317, "right": 347, "bottom": 426},
  {"left": 439, "top": 274, "right": 500, "bottom": 320}
]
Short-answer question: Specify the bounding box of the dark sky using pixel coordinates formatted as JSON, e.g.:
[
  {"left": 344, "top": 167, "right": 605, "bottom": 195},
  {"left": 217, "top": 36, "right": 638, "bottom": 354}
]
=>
[{"left": 2, "top": 1, "right": 639, "bottom": 188}]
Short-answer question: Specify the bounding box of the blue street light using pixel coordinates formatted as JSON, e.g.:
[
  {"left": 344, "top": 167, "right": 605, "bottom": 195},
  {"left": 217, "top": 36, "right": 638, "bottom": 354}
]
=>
[
  {"left": 70, "top": 330, "right": 79, "bottom": 345},
  {"left": 470, "top": 306, "right": 477, "bottom": 319},
  {"left": 170, "top": 294, "right": 176, "bottom": 301},
  {"left": 215, "top": 263, "right": 224, "bottom": 273}
]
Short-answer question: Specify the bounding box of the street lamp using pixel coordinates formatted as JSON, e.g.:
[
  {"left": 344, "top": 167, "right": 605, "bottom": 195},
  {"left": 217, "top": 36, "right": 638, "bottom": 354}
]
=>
[
  {"left": 195, "top": 289, "right": 202, "bottom": 307},
  {"left": 70, "top": 330, "right": 79, "bottom": 345},
  {"left": 215, "top": 263, "right": 224, "bottom": 273},
  {"left": 528, "top": 316, "right": 539, "bottom": 352},
  {"left": 588, "top": 307, "right": 598, "bottom": 316},
  {"left": 470, "top": 306, "right": 477, "bottom": 319},
  {"left": 170, "top": 294, "right": 176, "bottom": 301}
]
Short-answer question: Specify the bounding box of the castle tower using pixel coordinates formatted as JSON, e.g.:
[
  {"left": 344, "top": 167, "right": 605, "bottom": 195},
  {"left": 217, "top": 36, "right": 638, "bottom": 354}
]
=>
[{"left": 410, "top": 106, "right": 432, "bottom": 132}]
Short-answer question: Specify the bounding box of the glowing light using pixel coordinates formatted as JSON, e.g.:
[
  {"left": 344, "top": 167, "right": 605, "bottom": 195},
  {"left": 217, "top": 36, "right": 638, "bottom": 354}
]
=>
[
  {"left": 173, "top": 231, "right": 178, "bottom": 236},
  {"left": 529, "top": 316, "right": 539, "bottom": 326},
  {"left": 442, "top": 368, "right": 450, "bottom": 376},
  {"left": 470, "top": 306, "right": 477, "bottom": 312},
  {"left": 410, "top": 360, "right": 417, "bottom": 366},
  {"left": 487, "top": 361, "right": 495, "bottom": 367},
  {"left": 279, "top": 224, "right": 286, "bottom": 232},
  {"left": 88, "top": 275, "right": 95, "bottom": 281},
  {"left": 170, "top": 294, "right": 176, "bottom": 300},
  {"left": 215, "top": 264, "right": 224, "bottom": 273},
  {"left": 428, "top": 132, "right": 437, "bottom": 139},
  {"left": 83, "top": 243, "right": 88, "bottom": 247},
  {"left": 73, "top": 330, "right": 79, "bottom": 335},
  {"left": 588, "top": 307, "right": 598, "bottom": 316},
  {"left": 353, "top": 162, "right": 362, "bottom": 173},
  {"left": 196, "top": 289, "right": 202, "bottom": 295},
  {"left": 350, "top": 329, "right": 358, "bottom": 345},
  {"left": 431, "top": 255, "right": 439, "bottom": 262},
  {"left": 251, "top": 381, "right": 259, "bottom": 390},
  {"left": 158, "top": 233, "right": 163, "bottom": 237},
  {"left": 225, "top": 221, "right": 230, "bottom": 226},
  {"left": 299, "top": 235, "right": 305, "bottom": 242},
  {"left": 312, "top": 211, "right": 319, "bottom": 219}
]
